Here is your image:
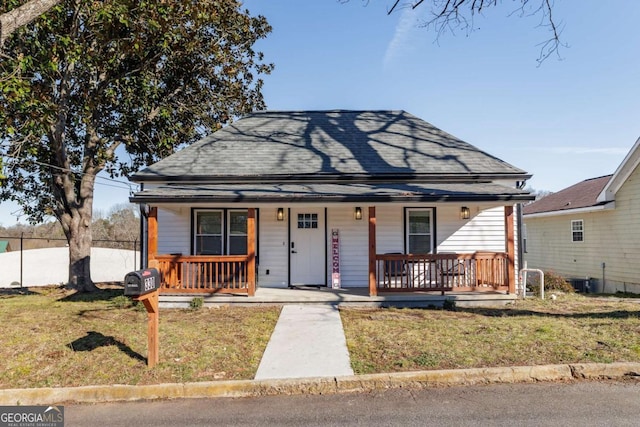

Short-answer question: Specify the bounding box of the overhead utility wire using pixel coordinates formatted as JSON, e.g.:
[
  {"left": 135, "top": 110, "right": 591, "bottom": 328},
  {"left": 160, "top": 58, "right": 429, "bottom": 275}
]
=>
[{"left": 2, "top": 154, "right": 138, "bottom": 192}]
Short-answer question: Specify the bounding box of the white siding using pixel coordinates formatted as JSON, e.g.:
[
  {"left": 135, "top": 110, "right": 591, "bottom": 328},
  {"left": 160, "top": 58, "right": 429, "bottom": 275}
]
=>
[
  {"left": 258, "top": 209, "right": 289, "bottom": 287},
  {"left": 324, "top": 204, "right": 511, "bottom": 288},
  {"left": 151, "top": 202, "right": 518, "bottom": 290},
  {"left": 437, "top": 206, "right": 506, "bottom": 253},
  {"left": 157, "top": 206, "right": 190, "bottom": 255},
  {"left": 376, "top": 205, "right": 404, "bottom": 253},
  {"left": 439, "top": 205, "right": 519, "bottom": 288},
  {"left": 155, "top": 205, "right": 288, "bottom": 287}
]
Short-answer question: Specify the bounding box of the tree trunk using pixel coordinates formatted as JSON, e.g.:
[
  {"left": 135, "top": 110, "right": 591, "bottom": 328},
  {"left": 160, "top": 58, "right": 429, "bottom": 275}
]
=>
[
  {"left": 65, "top": 206, "right": 98, "bottom": 292},
  {"left": 0, "top": 0, "right": 61, "bottom": 47}
]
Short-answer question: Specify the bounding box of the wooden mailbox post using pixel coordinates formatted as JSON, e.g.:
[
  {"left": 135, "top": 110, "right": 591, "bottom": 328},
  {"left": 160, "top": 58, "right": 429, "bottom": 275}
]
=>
[
  {"left": 124, "top": 268, "right": 161, "bottom": 368},
  {"left": 133, "top": 290, "right": 159, "bottom": 368}
]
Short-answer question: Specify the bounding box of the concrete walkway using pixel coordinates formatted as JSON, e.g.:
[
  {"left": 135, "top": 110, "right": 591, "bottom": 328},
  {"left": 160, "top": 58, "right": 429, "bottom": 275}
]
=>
[{"left": 254, "top": 304, "right": 354, "bottom": 380}]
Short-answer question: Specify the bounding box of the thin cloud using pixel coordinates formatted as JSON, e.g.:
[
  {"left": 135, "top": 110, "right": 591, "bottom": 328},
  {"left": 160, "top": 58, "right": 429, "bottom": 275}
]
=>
[{"left": 383, "top": 6, "right": 425, "bottom": 70}]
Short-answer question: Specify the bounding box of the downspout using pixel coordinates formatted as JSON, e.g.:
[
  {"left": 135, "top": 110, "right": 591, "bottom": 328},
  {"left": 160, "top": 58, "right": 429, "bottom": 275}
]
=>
[
  {"left": 140, "top": 206, "right": 147, "bottom": 269},
  {"left": 516, "top": 203, "right": 524, "bottom": 280},
  {"left": 139, "top": 182, "right": 148, "bottom": 269},
  {"left": 516, "top": 180, "right": 527, "bottom": 294}
]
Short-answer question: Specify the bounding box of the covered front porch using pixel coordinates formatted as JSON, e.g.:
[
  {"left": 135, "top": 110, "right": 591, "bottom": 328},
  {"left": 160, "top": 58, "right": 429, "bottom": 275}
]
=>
[
  {"left": 145, "top": 205, "right": 517, "bottom": 297},
  {"left": 158, "top": 285, "right": 518, "bottom": 308},
  {"left": 368, "top": 206, "right": 516, "bottom": 296}
]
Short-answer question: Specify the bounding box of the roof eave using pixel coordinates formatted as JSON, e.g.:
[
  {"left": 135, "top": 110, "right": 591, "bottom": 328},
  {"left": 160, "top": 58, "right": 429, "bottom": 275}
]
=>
[
  {"left": 524, "top": 201, "right": 616, "bottom": 218},
  {"left": 130, "top": 193, "right": 535, "bottom": 204},
  {"left": 129, "top": 172, "right": 532, "bottom": 184},
  {"left": 597, "top": 136, "right": 640, "bottom": 202}
]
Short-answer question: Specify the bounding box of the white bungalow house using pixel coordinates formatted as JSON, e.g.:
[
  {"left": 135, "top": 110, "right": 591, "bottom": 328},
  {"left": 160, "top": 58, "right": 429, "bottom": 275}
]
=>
[
  {"left": 129, "top": 110, "right": 533, "bottom": 297},
  {"left": 523, "top": 137, "right": 640, "bottom": 294}
]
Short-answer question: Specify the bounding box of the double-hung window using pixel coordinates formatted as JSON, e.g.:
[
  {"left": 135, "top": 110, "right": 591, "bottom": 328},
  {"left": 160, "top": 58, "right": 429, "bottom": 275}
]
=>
[
  {"left": 228, "top": 210, "right": 248, "bottom": 255},
  {"left": 406, "top": 209, "right": 434, "bottom": 254},
  {"left": 571, "top": 220, "right": 584, "bottom": 242},
  {"left": 195, "top": 211, "right": 223, "bottom": 255},
  {"left": 194, "top": 209, "right": 248, "bottom": 255}
]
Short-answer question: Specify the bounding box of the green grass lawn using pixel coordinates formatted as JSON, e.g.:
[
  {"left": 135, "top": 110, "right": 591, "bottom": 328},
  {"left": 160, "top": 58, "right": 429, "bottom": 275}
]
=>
[
  {"left": 2, "top": 286, "right": 640, "bottom": 390},
  {"left": 0, "top": 285, "right": 280, "bottom": 389},
  {"left": 341, "top": 294, "right": 640, "bottom": 374}
]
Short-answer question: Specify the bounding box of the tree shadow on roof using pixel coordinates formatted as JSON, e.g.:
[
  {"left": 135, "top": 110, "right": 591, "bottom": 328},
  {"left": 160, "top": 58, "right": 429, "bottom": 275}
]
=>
[{"left": 134, "top": 110, "right": 524, "bottom": 181}]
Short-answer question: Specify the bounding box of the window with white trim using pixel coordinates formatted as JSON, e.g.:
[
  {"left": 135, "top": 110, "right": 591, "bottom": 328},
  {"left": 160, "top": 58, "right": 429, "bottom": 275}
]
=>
[
  {"left": 406, "top": 209, "right": 434, "bottom": 254},
  {"left": 228, "top": 210, "right": 248, "bottom": 255},
  {"left": 194, "top": 209, "right": 249, "bottom": 255},
  {"left": 195, "top": 210, "right": 223, "bottom": 255},
  {"left": 571, "top": 220, "right": 584, "bottom": 242}
]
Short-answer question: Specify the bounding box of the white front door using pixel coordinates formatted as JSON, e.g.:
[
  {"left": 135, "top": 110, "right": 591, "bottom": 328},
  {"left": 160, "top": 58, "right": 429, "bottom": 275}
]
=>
[{"left": 290, "top": 208, "right": 326, "bottom": 286}]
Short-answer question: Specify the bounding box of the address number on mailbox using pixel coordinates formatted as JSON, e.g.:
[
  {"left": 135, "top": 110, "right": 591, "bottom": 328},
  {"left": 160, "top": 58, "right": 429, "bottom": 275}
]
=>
[
  {"left": 143, "top": 276, "right": 156, "bottom": 292},
  {"left": 124, "top": 268, "right": 160, "bottom": 296}
]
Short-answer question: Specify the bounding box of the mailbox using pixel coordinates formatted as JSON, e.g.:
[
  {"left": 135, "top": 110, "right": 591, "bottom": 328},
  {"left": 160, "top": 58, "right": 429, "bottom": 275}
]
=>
[{"left": 124, "top": 268, "right": 160, "bottom": 296}]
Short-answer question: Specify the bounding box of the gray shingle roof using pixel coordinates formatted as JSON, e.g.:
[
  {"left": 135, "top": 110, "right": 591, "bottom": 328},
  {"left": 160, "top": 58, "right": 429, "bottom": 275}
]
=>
[
  {"left": 131, "top": 182, "right": 533, "bottom": 204},
  {"left": 131, "top": 110, "right": 529, "bottom": 182},
  {"left": 523, "top": 175, "right": 612, "bottom": 215}
]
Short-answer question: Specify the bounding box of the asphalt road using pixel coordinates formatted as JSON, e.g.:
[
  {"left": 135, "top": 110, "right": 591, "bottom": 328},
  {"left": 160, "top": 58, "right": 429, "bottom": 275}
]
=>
[{"left": 66, "top": 380, "right": 640, "bottom": 427}]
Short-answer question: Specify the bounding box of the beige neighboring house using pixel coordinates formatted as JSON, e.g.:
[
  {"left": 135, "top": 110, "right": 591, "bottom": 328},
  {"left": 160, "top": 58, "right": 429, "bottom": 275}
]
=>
[{"left": 523, "top": 137, "right": 640, "bottom": 294}]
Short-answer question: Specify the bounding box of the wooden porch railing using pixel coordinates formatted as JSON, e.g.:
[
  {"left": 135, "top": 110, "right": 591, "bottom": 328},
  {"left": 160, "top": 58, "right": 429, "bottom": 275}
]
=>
[
  {"left": 154, "top": 254, "right": 254, "bottom": 294},
  {"left": 376, "top": 252, "right": 509, "bottom": 293}
]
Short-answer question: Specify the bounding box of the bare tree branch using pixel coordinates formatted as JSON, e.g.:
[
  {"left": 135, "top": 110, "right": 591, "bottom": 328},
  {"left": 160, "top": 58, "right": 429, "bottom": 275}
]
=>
[
  {"left": 371, "top": 0, "right": 565, "bottom": 63},
  {"left": 388, "top": 0, "right": 402, "bottom": 14}
]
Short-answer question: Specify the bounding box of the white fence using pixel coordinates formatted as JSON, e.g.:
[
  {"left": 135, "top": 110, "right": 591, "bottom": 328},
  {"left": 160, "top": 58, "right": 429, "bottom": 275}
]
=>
[{"left": 0, "top": 247, "right": 140, "bottom": 288}]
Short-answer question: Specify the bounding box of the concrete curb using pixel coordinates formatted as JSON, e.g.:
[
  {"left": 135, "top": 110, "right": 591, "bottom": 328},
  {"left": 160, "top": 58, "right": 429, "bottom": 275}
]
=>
[{"left": 1, "top": 362, "right": 639, "bottom": 406}]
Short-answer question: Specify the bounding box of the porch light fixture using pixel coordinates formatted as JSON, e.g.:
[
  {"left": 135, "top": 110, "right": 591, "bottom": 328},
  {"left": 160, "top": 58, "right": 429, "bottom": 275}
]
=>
[
  {"left": 460, "top": 206, "right": 470, "bottom": 220},
  {"left": 276, "top": 208, "right": 284, "bottom": 221},
  {"left": 354, "top": 207, "right": 363, "bottom": 220}
]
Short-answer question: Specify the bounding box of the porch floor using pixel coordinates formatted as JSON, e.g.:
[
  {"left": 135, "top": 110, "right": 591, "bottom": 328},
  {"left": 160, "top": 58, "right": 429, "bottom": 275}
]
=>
[{"left": 160, "top": 286, "right": 518, "bottom": 309}]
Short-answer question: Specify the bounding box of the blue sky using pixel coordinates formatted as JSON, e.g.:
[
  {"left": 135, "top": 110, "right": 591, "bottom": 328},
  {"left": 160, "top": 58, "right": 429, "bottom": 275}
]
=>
[{"left": 1, "top": 0, "right": 639, "bottom": 226}]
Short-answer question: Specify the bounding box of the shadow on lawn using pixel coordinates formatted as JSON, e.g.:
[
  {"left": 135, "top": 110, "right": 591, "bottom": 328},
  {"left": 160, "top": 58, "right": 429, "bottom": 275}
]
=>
[
  {"left": 0, "top": 288, "right": 38, "bottom": 298},
  {"left": 67, "top": 331, "right": 145, "bottom": 363},
  {"left": 59, "top": 283, "right": 124, "bottom": 303},
  {"left": 452, "top": 306, "right": 640, "bottom": 320}
]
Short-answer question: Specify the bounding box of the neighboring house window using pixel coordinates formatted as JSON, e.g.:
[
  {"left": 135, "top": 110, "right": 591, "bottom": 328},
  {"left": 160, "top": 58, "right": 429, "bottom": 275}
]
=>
[
  {"left": 194, "top": 210, "right": 248, "bottom": 255},
  {"left": 406, "top": 209, "right": 434, "bottom": 254},
  {"left": 571, "top": 220, "right": 584, "bottom": 242}
]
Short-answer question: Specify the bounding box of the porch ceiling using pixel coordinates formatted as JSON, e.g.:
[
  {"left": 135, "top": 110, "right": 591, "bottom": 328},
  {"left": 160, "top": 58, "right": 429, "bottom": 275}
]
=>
[{"left": 130, "top": 182, "right": 534, "bottom": 204}]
